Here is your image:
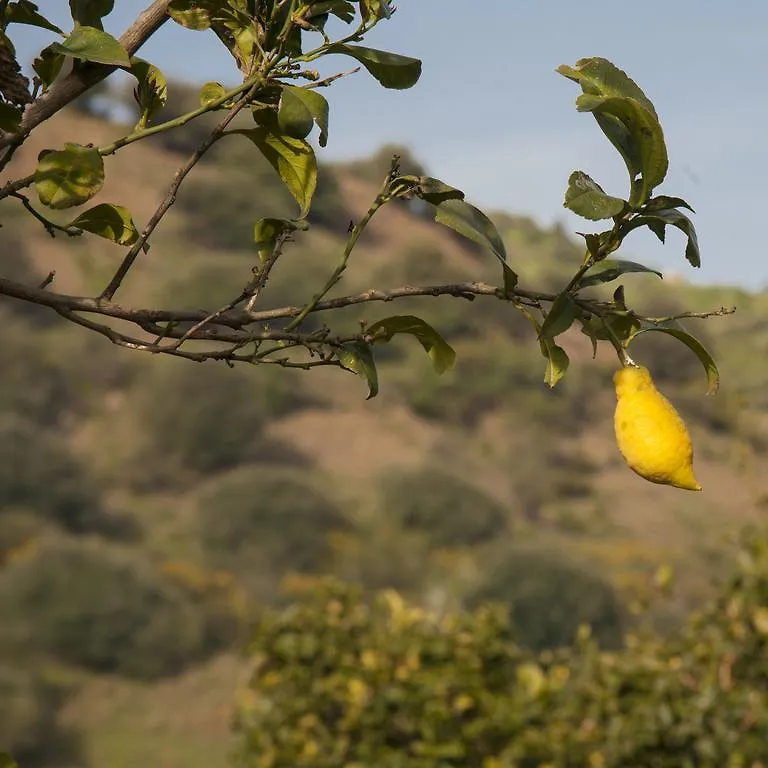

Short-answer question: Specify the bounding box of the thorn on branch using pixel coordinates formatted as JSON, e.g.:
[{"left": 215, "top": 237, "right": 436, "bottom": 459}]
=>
[{"left": 39, "top": 271, "right": 55, "bottom": 289}]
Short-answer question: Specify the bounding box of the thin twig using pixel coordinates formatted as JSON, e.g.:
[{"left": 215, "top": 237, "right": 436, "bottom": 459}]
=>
[
  {"left": 99, "top": 77, "right": 264, "bottom": 301},
  {"left": 11, "top": 192, "right": 81, "bottom": 238}
]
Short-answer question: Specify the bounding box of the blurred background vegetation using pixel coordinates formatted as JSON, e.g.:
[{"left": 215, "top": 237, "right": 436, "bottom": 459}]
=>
[{"left": 1, "top": 82, "right": 767, "bottom": 766}]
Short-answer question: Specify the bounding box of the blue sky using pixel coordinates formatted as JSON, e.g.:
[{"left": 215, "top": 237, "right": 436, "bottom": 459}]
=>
[{"left": 10, "top": 2, "right": 768, "bottom": 287}]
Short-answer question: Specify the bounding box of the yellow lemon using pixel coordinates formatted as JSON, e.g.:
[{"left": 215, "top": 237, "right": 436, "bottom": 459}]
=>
[{"left": 613, "top": 365, "right": 701, "bottom": 491}]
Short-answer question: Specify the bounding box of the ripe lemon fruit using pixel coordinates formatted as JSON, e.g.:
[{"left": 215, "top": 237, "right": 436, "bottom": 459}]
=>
[{"left": 613, "top": 365, "right": 701, "bottom": 491}]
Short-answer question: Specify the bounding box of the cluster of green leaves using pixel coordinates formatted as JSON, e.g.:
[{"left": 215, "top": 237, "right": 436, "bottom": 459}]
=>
[
  {"left": 235, "top": 527, "right": 768, "bottom": 767},
  {"left": 539, "top": 58, "right": 717, "bottom": 390}
]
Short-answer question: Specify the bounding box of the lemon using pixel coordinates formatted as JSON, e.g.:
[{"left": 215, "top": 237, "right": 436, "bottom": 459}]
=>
[{"left": 613, "top": 365, "right": 701, "bottom": 491}]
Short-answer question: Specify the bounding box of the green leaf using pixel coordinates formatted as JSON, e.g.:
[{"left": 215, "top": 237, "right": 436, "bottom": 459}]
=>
[
  {"left": 277, "top": 88, "right": 314, "bottom": 141},
  {"left": 642, "top": 195, "right": 695, "bottom": 214},
  {"left": 564, "top": 170, "right": 626, "bottom": 220},
  {"left": 51, "top": 26, "right": 130, "bottom": 67},
  {"left": 557, "top": 57, "right": 658, "bottom": 118},
  {"left": 621, "top": 208, "right": 700, "bottom": 268},
  {"left": 576, "top": 93, "right": 668, "bottom": 207},
  {"left": 432, "top": 198, "right": 507, "bottom": 265},
  {"left": 235, "top": 128, "right": 317, "bottom": 217},
  {"left": 69, "top": 0, "right": 114, "bottom": 29},
  {"left": 0, "top": 102, "right": 23, "bottom": 132},
  {"left": 359, "top": 0, "right": 394, "bottom": 22},
  {"left": 503, "top": 263, "right": 518, "bottom": 295},
  {"left": 0, "top": 753, "right": 19, "bottom": 768},
  {"left": 326, "top": 43, "right": 421, "bottom": 90},
  {"left": 581, "top": 312, "right": 640, "bottom": 345},
  {"left": 167, "top": 0, "right": 220, "bottom": 29},
  {"left": 69, "top": 202, "right": 139, "bottom": 244},
  {"left": 6, "top": 1, "right": 63, "bottom": 33},
  {"left": 35, "top": 143, "right": 105, "bottom": 209},
  {"left": 629, "top": 323, "right": 719, "bottom": 394},
  {"left": 199, "top": 81, "right": 226, "bottom": 107},
  {"left": 338, "top": 342, "right": 378, "bottom": 399},
  {"left": 539, "top": 292, "right": 579, "bottom": 340},
  {"left": 579, "top": 259, "right": 663, "bottom": 289},
  {"left": 416, "top": 177, "right": 465, "bottom": 205},
  {"left": 253, "top": 217, "right": 307, "bottom": 262},
  {"left": 367, "top": 315, "right": 456, "bottom": 374},
  {"left": 130, "top": 58, "right": 167, "bottom": 124},
  {"left": 540, "top": 339, "right": 569, "bottom": 388},
  {"left": 579, "top": 318, "right": 599, "bottom": 359},
  {"left": 306, "top": 1, "right": 355, "bottom": 23},
  {"left": 33, "top": 44, "right": 66, "bottom": 89},
  {"left": 280, "top": 86, "right": 329, "bottom": 147}
]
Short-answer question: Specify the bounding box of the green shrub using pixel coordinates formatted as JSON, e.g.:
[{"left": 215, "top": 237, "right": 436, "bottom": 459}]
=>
[
  {"left": 379, "top": 468, "right": 508, "bottom": 547},
  {"left": 199, "top": 468, "right": 348, "bottom": 577},
  {"left": 0, "top": 665, "right": 81, "bottom": 768},
  {"left": 469, "top": 546, "right": 624, "bottom": 651},
  {"left": 0, "top": 415, "right": 111, "bottom": 536},
  {"left": 0, "top": 541, "right": 213, "bottom": 679},
  {"left": 128, "top": 358, "right": 312, "bottom": 479},
  {"left": 235, "top": 529, "right": 768, "bottom": 767}
]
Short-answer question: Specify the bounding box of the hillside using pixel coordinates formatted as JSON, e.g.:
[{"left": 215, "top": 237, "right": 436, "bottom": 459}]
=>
[{"left": 0, "top": 105, "right": 765, "bottom": 767}]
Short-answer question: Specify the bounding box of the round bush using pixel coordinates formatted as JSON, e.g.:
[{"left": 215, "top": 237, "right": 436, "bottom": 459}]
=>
[
  {"left": 0, "top": 415, "right": 108, "bottom": 535},
  {"left": 379, "top": 468, "right": 508, "bottom": 547},
  {"left": 0, "top": 541, "right": 208, "bottom": 679},
  {"left": 469, "top": 547, "right": 624, "bottom": 650},
  {"left": 130, "top": 358, "right": 311, "bottom": 477},
  {"left": 199, "top": 469, "right": 348, "bottom": 575}
]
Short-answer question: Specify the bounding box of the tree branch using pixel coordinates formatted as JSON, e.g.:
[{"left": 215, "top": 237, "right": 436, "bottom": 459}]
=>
[{"left": 0, "top": 1, "right": 173, "bottom": 151}]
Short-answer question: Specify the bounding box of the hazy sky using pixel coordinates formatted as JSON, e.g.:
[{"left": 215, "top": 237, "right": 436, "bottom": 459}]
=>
[{"left": 11, "top": 2, "right": 768, "bottom": 287}]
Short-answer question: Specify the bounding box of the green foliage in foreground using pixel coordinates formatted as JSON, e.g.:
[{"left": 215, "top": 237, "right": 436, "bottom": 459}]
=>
[{"left": 235, "top": 527, "right": 768, "bottom": 768}]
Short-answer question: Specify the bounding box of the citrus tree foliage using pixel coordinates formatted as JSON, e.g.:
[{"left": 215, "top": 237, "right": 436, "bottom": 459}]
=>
[
  {"left": 234, "top": 527, "right": 768, "bottom": 767},
  {"left": 0, "top": 1, "right": 730, "bottom": 396}
]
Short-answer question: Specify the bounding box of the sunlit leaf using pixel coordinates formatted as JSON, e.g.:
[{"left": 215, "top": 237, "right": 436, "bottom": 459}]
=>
[
  {"left": 130, "top": 58, "right": 167, "bottom": 124},
  {"left": 69, "top": 202, "right": 139, "bottom": 244},
  {"left": 359, "top": 0, "right": 394, "bottom": 22},
  {"left": 199, "top": 81, "right": 226, "bottom": 107},
  {"left": 338, "top": 341, "right": 378, "bottom": 399},
  {"left": 6, "top": 1, "right": 63, "bottom": 33},
  {"left": 564, "top": 170, "right": 626, "bottom": 220},
  {"left": 253, "top": 217, "right": 307, "bottom": 262},
  {"left": 167, "top": 0, "right": 220, "bottom": 29},
  {"left": 629, "top": 323, "right": 719, "bottom": 394},
  {"left": 579, "top": 259, "right": 663, "bottom": 289},
  {"left": 236, "top": 128, "right": 317, "bottom": 217},
  {"left": 326, "top": 43, "right": 421, "bottom": 89},
  {"left": 367, "top": 315, "right": 456, "bottom": 374},
  {"left": 51, "top": 26, "right": 130, "bottom": 67},
  {"left": 35, "top": 143, "right": 104, "bottom": 209},
  {"left": 32, "top": 44, "right": 66, "bottom": 89},
  {"left": 540, "top": 338, "right": 569, "bottom": 388},
  {"left": 576, "top": 93, "right": 667, "bottom": 207},
  {"left": 557, "top": 57, "right": 658, "bottom": 117}
]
